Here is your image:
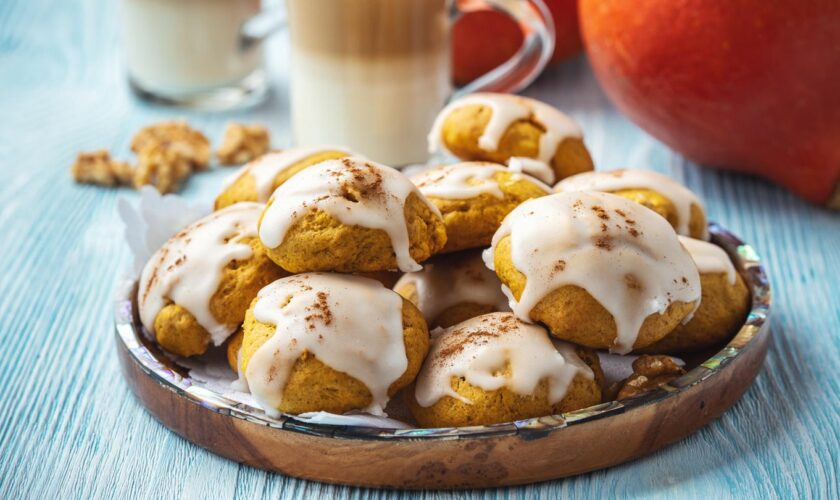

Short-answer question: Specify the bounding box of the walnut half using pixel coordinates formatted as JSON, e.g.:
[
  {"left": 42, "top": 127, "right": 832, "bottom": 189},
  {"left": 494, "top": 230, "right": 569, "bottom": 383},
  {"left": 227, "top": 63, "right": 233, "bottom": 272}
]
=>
[{"left": 611, "top": 355, "right": 686, "bottom": 400}]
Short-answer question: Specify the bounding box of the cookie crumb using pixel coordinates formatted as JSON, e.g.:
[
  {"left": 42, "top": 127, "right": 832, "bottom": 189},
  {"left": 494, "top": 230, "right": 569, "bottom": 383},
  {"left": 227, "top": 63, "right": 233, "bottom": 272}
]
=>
[
  {"left": 131, "top": 121, "right": 210, "bottom": 171},
  {"left": 133, "top": 142, "right": 193, "bottom": 194},
  {"left": 70, "top": 150, "right": 134, "bottom": 187},
  {"left": 217, "top": 122, "right": 270, "bottom": 165}
]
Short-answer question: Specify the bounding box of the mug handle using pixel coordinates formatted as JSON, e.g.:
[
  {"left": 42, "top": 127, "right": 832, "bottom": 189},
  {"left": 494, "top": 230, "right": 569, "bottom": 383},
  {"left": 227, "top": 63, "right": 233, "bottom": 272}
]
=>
[
  {"left": 239, "top": 10, "right": 286, "bottom": 51},
  {"left": 450, "top": 0, "right": 555, "bottom": 100}
]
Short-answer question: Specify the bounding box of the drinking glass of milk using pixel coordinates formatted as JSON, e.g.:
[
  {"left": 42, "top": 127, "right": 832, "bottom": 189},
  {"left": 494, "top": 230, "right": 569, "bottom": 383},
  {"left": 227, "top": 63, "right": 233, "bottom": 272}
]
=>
[
  {"left": 121, "top": 0, "right": 282, "bottom": 110},
  {"left": 286, "top": 0, "right": 555, "bottom": 166}
]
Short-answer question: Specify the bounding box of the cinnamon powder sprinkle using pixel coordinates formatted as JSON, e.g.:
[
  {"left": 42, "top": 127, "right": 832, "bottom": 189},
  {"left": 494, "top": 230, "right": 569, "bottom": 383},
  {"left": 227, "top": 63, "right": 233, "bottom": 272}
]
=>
[
  {"left": 594, "top": 236, "right": 613, "bottom": 250},
  {"left": 591, "top": 205, "right": 610, "bottom": 220}
]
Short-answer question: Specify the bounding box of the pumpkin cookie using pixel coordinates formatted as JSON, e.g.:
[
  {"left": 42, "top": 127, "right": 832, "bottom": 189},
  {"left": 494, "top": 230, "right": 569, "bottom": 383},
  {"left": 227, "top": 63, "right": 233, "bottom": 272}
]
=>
[
  {"left": 486, "top": 192, "right": 701, "bottom": 354},
  {"left": 639, "top": 237, "right": 750, "bottom": 354},
  {"left": 394, "top": 249, "right": 509, "bottom": 329},
  {"left": 215, "top": 146, "right": 355, "bottom": 209},
  {"left": 240, "top": 273, "right": 429, "bottom": 416},
  {"left": 138, "top": 203, "right": 288, "bottom": 357},
  {"left": 407, "top": 313, "right": 602, "bottom": 428},
  {"left": 428, "top": 92, "right": 594, "bottom": 184},
  {"left": 555, "top": 169, "right": 708, "bottom": 239},
  {"left": 412, "top": 162, "right": 551, "bottom": 252},
  {"left": 258, "top": 157, "right": 446, "bottom": 273}
]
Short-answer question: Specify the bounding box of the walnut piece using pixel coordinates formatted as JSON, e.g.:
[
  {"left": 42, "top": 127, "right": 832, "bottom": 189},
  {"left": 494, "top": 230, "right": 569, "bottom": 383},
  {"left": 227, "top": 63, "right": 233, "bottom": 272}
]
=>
[
  {"left": 133, "top": 142, "right": 193, "bottom": 194},
  {"left": 131, "top": 121, "right": 210, "bottom": 171},
  {"left": 216, "top": 122, "right": 270, "bottom": 165},
  {"left": 70, "top": 150, "right": 134, "bottom": 187},
  {"left": 614, "top": 355, "right": 686, "bottom": 400}
]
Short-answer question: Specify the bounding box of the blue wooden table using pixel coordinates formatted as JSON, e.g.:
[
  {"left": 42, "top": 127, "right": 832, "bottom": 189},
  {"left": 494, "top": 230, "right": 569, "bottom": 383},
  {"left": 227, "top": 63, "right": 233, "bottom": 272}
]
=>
[{"left": 1, "top": 0, "right": 838, "bottom": 498}]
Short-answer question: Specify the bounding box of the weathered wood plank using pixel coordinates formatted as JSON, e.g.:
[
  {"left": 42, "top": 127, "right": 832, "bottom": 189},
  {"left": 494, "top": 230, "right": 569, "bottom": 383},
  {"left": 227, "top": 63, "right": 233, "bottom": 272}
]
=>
[{"left": 0, "top": 0, "right": 837, "bottom": 498}]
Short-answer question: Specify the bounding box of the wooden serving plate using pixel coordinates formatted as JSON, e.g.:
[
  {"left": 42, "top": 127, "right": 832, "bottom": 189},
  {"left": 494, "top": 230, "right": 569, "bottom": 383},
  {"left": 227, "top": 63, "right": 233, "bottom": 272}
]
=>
[{"left": 114, "top": 223, "right": 771, "bottom": 489}]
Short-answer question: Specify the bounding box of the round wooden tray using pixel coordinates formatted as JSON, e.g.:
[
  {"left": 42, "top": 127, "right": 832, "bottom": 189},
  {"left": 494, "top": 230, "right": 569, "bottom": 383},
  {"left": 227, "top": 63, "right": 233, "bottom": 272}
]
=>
[{"left": 114, "top": 223, "right": 771, "bottom": 489}]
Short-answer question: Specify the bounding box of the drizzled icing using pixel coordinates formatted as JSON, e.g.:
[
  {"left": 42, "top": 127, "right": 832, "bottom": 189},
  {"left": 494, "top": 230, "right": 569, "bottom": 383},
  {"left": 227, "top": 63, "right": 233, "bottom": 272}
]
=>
[
  {"left": 245, "top": 273, "right": 408, "bottom": 417},
  {"left": 394, "top": 250, "right": 510, "bottom": 324},
  {"left": 679, "top": 236, "right": 737, "bottom": 284},
  {"left": 414, "top": 313, "right": 593, "bottom": 407},
  {"left": 411, "top": 162, "right": 550, "bottom": 200},
  {"left": 484, "top": 192, "right": 701, "bottom": 354},
  {"left": 508, "top": 157, "right": 556, "bottom": 184},
  {"left": 138, "top": 202, "right": 264, "bottom": 346},
  {"left": 224, "top": 145, "right": 354, "bottom": 202},
  {"left": 258, "top": 158, "right": 441, "bottom": 272},
  {"left": 427, "top": 92, "right": 582, "bottom": 165},
  {"left": 554, "top": 169, "right": 709, "bottom": 239}
]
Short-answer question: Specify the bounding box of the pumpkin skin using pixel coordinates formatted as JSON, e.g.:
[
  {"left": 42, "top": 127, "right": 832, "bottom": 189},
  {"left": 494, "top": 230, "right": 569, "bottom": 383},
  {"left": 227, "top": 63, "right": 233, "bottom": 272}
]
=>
[{"left": 580, "top": 0, "right": 840, "bottom": 206}]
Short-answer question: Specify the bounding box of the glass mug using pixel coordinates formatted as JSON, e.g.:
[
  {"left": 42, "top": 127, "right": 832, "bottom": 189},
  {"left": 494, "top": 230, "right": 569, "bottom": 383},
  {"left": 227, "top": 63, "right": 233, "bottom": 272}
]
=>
[
  {"left": 286, "top": 0, "right": 555, "bottom": 166},
  {"left": 121, "top": 0, "right": 282, "bottom": 110}
]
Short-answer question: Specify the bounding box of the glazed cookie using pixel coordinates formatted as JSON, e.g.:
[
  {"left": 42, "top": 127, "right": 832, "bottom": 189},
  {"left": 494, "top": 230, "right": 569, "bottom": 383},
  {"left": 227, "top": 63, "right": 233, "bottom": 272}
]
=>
[
  {"left": 486, "top": 192, "right": 701, "bottom": 354},
  {"left": 214, "top": 146, "right": 354, "bottom": 210},
  {"left": 138, "top": 203, "right": 288, "bottom": 357},
  {"left": 240, "top": 273, "right": 429, "bottom": 416},
  {"left": 554, "top": 169, "right": 709, "bottom": 239},
  {"left": 428, "top": 93, "right": 594, "bottom": 184},
  {"left": 408, "top": 313, "right": 603, "bottom": 428},
  {"left": 394, "top": 249, "right": 509, "bottom": 329},
  {"left": 639, "top": 237, "right": 750, "bottom": 354},
  {"left": 412, "top": 162, "right": 551, "bottom": 252},
  {"left": 258, "top": 157, "right": 447, "bottom": 273}
]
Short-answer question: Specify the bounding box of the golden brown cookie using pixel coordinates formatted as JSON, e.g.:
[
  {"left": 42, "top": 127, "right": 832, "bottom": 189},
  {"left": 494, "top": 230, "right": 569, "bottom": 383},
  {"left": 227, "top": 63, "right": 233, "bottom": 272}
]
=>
[
  {"left": 555, "top": 169, "right": 708, "bottom": 239},
  {"left": 412, "top": 162, "right": 550, "bottom": 252},
  {"left": 394, "top": 249, "right": 509, "bottom": 329},
  {"left": 258, "top": 158, "right": 446, "bottom": 273},
  {"left": 226, "top": 328, "right": 244, "bottom": 372},
  {"left": 487, "top": 192, "right": 701, "bottom": 353},
  {"left": 639, "top": 237, "right": 750, "bottom": 354},
  {"left": 215, "top": 146, "right": 354, "bottom": 209},
  {"left": 138, "top": 203, "right": 287, "bottom": 357},
  {"left": 429, "top": 93, "right": 594, "bottom": 183},
  {"left": 407, "top": 313, "right": 603, "bottom": 427},
  {"left": 240, "top": 274, "right": 429, "bottom": 415}
]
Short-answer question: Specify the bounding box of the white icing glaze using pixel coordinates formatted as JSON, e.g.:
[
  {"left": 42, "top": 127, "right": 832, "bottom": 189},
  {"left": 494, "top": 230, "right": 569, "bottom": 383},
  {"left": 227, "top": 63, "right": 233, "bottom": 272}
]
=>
[
  {"left": 484, "top": 192, "right": 701, "bottom": 354},
  {"left": 411, "top": 162, "right": 550, "bottom": 200},
  {"left": 138, "top": 202, "right": 264, "bottom": 346},
  {"left": 245, "top": 273, "right": 408, "bottom": 417},
  {"left": 679, "top": 236, "right": 736, "bottom": 284},
  {"left": 508, "top": 157, "right": 556, "bottom": 185},
  {"left": 554, "top": 169, "right": 709, "bottom": 239},
  {"left": 428, "top": 92, "right": 583, "bottom": 166},
  {"left": 394, "top": 250, "right": 510, "bottom": 324},
  {"left": 258, "top": 158, "right": 441, "bottom": 272},
  {"left": 414, "top": 313, "right": 593, "bottom": 407},
  {"left": 225, "top": 145, "right": 355, "bottom": 201}
]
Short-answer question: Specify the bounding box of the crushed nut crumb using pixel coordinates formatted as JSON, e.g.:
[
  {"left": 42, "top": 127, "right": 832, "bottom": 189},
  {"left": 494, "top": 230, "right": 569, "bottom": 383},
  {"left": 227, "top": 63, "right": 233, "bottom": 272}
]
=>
[
  {"left": 217, "top": 122, "right": 270, "bottom": 165},
  {"left": 70, "top": 150, "right": 134, "bottom": 187},
  {"left": 133, "top": 142, "right": 193, "bottom": 194},
  {"left": 131, "top": 121, "right": 210, "bottom": 171}
]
